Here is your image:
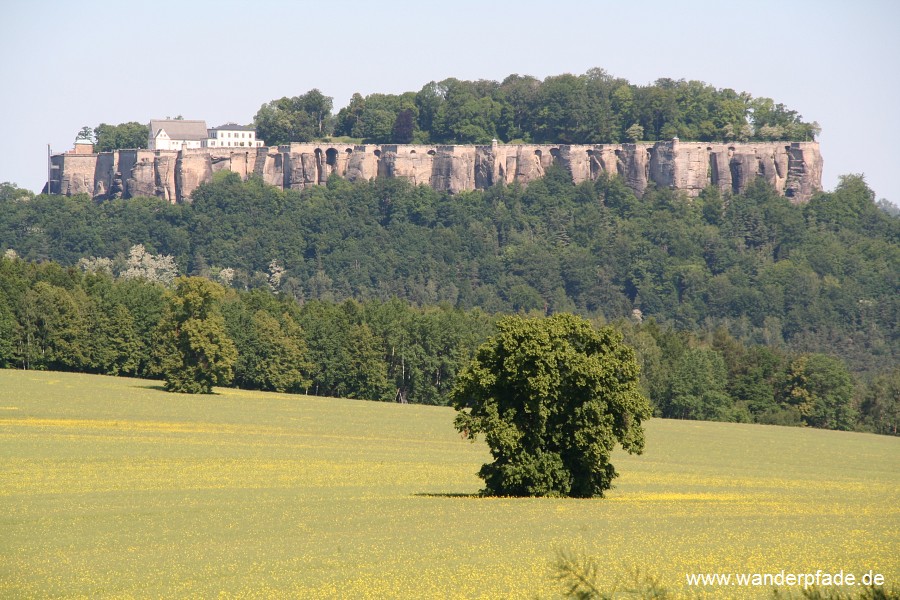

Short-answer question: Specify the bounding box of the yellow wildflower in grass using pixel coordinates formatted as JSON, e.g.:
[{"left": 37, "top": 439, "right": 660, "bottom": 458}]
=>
[{"left": 0, "top": 370, "right": 897, "bottom": 598}]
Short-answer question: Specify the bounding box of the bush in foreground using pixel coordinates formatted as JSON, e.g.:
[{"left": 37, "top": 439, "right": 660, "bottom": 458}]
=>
[{"left": 451, "top": 313, "right": 651, "bottom": 497}]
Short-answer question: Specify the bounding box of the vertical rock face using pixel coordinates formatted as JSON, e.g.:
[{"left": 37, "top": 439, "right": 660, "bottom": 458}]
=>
[
  {"left": 616, "top": 144, "right": 651, "bottom": 196},
  {"left": 430, "top": 146, "right": 476, "bottom": 193},
  {"left": 786, "top": 143, "right": 824, "bottom": 202},
  {"left": 175, "top": 150, "right": 212, "bottom": 202},
  {"left": 155, "top": 152, "right": 178, "bottom": 202},
  {"left": 49, "top": 140, "right": 823, "bottom": 203},
  {"left": 124, "top": 151, "right": 158, "bottom": 199}
]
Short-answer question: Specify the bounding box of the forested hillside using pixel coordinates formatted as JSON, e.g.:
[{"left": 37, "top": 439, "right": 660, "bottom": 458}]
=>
[{"left": 0, "top": 174, "right": 897, "bottom": 433}]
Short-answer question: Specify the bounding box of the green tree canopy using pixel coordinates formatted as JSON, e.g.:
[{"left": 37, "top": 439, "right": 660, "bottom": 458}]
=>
[
  {"left": 153, "top": 277, "right": 237, "bottom": 394},
  {"left": 450, "top": 313, "right": 651, "bottom": 497},
  {"left": 663, "top": 347, "right": 731, "bottom": 421},
  {"left": 93, "top": 122, "right": 149, "bottom": 152},
  {"left": 236, "top": 310, "right": 311, "bottom": 393},
  {"left": 858, "top": 367, "right": 900, "bottom": 436},
  {"left": 76, "top": 126, "right": 94, "bottom": 143},
  {"left": 778, "top": 354, "right": 856, "bottom": 430},
  {"left": 254, "top": 89, "right": 334, "bottom": 145}
]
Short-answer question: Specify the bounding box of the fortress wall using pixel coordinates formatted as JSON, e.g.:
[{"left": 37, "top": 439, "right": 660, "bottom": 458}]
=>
[
  {"left": 117, "top": 150, "right": 139, "bottom": 197},
  {"left": 379, "top": 145, "right": 436, "bottom": 187},
  {"left": 48, "top": 141, "right": 823, "bottom": 204},
  {"left": 52, "top": 154, "right": 96, "bottom": 197},
  {"left": 93, "top": 152, "right": 118, "bottom": 198}
]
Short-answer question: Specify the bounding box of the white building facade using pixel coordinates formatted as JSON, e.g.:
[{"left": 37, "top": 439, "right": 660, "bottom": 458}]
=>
[
  {"left": 148, "top": 119, "right": 210, "bottom": 151},
  {"left": 205, "top": 124, "right": 264, "bottom": 148}
]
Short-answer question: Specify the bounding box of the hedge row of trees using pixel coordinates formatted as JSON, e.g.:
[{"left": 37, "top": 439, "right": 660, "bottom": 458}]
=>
[
  {"left": 0, "top": 255, "right": 896, "bottom": 434},
  {"left": 0, "top": 256, "right": 492, "bottom": 404},
  {"left": 256, "top": 69, "right": 820, "bottom": 146}
]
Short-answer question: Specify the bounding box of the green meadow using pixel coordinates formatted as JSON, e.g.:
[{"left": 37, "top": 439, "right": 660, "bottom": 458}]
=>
[{"left": 1, "top": 370, "right": 897, "bottom": 598}]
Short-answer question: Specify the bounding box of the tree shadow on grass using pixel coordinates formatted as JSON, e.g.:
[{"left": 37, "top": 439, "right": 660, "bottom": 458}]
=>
[
  {"left": 413, "top": 492, "right": 484, "bottom": 499},
  {"left": 133, "top": 384, "right": 168, "bottom": 392},
  {"left": 131, "top": 384, "right": 227, "bottom": 396}
]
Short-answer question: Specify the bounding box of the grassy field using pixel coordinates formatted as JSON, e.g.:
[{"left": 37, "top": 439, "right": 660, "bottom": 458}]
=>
[{"left": 1, "top": 370, "right": 897, "bottom": 599}]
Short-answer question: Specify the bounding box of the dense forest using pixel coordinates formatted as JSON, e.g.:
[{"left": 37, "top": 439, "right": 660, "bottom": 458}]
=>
[
  {"left": 0, "top": 171, "right": 897, "bottom": 434},
  {"left": 254, "top": 69, "right": 821, "bottom": 147}
]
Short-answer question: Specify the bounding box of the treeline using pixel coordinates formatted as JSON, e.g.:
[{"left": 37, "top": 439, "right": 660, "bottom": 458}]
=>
[
  {"left": 622, "top": 319, "right": 898, "bottom": 433},
  {"left": 0, "top": 257, "right": 896, "bottom": 434},
  {"left": 1, "top": 171, "right": 897, "bottom": 381},
  {"left": 0, "top": 257, "right": 492, "bottom": 405},
  {"left": 256, "top": 69, "right": 820, "bottom": 146}
]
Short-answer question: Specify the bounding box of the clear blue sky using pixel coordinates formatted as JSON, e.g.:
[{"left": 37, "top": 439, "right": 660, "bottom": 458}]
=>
[{"left": 2, "top": 0, "right": 898, "bottom": 204}]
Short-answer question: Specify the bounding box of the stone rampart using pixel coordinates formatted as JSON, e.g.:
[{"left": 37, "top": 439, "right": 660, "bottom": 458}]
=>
[{"left": 48, "top": 140, "right": 823, "bottom": 203}]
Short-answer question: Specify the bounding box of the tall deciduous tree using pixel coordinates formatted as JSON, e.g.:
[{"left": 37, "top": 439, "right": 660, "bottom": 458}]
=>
[
  {"left": 154, "top": 277, "right": 237, "bottom": 394},
  {"left": 858, "top": 368, "right": 900, "bottom": 436},
  {"left": 779, "top": 354, "right": 856, "bottom": 430},
  {"left": 663, "top": 347, "right": 731, "bottom": 421},
  {"left": 76, "top": 126, "right": 95, "bottom": 143},
  {"left": 391, "top": 109, "right": 416, "bottom": 144},
  {"left": 20, "top": 282, "right": 88, "bottom": 371},
  {"left": 238, "top": 310, "right": 311, "bottom": 393},
  {"left": 340, "top": 322, "right": 391, "bottom": 401},
  {"left": 0, "top": 295, "right": 17, "bottom": 367},
  {"left": 450, "top": 313, "right": 651, "bottom": 498}
]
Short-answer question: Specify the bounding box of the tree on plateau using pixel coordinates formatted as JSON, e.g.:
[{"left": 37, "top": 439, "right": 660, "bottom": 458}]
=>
[
  {"left": 154, "top": 277, "right": 237, "bottom": 394},
  {"left": 450, "top": 314, "right": 651, "bottom": 497}
]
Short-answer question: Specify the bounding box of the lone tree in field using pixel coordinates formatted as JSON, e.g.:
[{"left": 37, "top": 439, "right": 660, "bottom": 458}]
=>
[
  {"left": 450, "top": 314, "right": 651, "bottom": 498},
  {"left": 154, "top": 277, "right": 237, "bottom": 394}
]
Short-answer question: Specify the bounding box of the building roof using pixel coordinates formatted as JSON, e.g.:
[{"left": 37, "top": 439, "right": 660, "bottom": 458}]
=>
[
  {"left": 150, "top": 119, "right": 209, "bottom": 141},
  {"left": 209, "top": 123, "right": 256, "bottom": 132}
]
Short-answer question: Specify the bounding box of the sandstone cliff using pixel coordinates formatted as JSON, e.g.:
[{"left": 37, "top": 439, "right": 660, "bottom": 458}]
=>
[{"left": 48, "top": 140, "right": 823, "bottom": 204}]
